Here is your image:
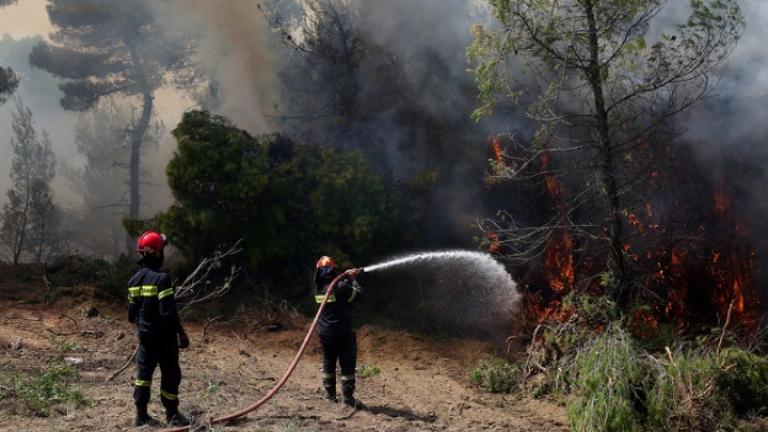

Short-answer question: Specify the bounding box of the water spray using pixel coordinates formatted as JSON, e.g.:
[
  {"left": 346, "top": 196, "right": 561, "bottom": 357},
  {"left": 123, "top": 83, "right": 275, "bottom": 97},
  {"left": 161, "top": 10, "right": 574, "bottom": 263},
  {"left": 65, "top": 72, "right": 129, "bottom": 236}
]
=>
[{"left": 162, "top": 250, "right": 516, "bottom": 432}]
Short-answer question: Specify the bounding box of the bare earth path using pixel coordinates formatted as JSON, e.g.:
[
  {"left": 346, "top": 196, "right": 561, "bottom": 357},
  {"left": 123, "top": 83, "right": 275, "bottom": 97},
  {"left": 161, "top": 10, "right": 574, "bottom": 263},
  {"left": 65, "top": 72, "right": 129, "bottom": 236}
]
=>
[{"left": 0, "top": 297, "right": 568, "bottom": 431}]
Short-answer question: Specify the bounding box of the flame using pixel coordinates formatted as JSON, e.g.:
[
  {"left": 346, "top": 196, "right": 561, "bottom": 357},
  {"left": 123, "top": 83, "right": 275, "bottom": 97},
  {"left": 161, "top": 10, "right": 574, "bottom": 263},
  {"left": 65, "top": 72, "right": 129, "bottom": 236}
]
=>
[
  {"left": 490, "top": 136, "right": 505, "bottom": 168},
  {"left": 484, "top": 231, "right": 501, "bottom": 254},
  {"left": 545, "top": 230, "right": 575, "bottom": 292},
  {"left": 709, "top": 180, "right": 759, "bottom": 327},
  {"left": 541, "top": 150, "right": 575, "bottom": 293},
  {"left": 713, "top": 180, "right": 730, "bottom": 218}
]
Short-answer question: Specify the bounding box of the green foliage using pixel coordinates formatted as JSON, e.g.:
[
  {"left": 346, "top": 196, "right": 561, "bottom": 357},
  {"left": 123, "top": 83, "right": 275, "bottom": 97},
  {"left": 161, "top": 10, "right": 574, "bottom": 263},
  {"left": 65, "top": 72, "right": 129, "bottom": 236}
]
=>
[
  {"left": 523, "top": 317, "right": 768, "bottom": 431},
  {"left": 54, "top": 339, "right": 78, "bottom": 353},
  {"left": 645, "top": 349, "right": 735, "bottom": 431},
  {"left": 0, "top": 363, "right": 87, "bottom": 416},
  {"left": 717, "top": 348, "right": 768, "bottom": 416},
  {"left": 149, "top": 111, "right": 414, "bottom": 278},
  {"left": 469, "top": 357, "right": 520, "bottom": 393},
  {"left": 358, "top": 364, "right": 381, "bottom": 379},
  {"left": 567, "top": 326, "right": 644, "bottom": 432}
]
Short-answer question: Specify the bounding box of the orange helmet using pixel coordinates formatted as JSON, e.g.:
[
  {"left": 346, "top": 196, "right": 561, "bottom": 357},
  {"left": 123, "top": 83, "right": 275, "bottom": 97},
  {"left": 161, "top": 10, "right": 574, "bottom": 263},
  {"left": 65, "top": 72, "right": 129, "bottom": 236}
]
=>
[
  {"left": 315, "top": 256, "right": 335, "bottom": 269},
  {"left": 136, "top": 231, "right": 167, "bottom": 254}
]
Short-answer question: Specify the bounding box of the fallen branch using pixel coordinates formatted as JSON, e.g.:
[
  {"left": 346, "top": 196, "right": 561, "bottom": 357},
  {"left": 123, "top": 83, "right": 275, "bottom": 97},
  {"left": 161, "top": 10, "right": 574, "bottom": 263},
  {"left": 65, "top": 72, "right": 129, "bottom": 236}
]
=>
[
  {"left": 106, "top": 345, "right": 139, "bottom": 382},
  {"left": 46, "top": 329, "right": 104, "bottom": 337},
  {"left": 523, "top": 324, "right": 543, "bottom": 383},
  {"left": 176, "top": 240, "right": 243, "bottom": 313},
  {"left": 717, "top": 299, "right": 735, "bottom": 361}
]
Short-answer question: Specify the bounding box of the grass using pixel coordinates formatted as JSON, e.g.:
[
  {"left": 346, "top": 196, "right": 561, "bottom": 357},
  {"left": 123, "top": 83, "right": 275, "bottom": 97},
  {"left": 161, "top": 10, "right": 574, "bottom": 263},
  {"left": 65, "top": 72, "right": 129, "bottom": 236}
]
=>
[
  {"left": 358, "top": 364, "right": 381, "bottom": 379},
  {"left": 54, "top": 339, "right": 79, "bottom": 353},
  {"left": 469, "top": 290, "right": 768, "bottom": 431},
  {"left": 566, "top": 326, "right": 644, "bottom": 432},
  {"left": 469, "top": 357, "right": 520, "bottom": 393},
  {"left": 199, "top": 381, "right": 221, "bottom": 399},
  {"left": 0, "top": 363, "right": 88, "bottom": 417}
]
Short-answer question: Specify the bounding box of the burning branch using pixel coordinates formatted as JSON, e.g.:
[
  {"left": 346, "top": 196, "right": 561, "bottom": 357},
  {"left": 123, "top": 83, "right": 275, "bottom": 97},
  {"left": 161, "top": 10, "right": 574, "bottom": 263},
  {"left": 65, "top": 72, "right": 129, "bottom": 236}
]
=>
[{"left": 175, "top": 240, "right": 243, "bottom": 312}]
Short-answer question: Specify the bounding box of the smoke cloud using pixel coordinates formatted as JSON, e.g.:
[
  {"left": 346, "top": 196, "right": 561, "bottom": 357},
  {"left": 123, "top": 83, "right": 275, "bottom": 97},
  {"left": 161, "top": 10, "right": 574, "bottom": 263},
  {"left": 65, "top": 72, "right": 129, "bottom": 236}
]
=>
[{"left": 1, "top": 0, "right": 768, "bottom": 262}]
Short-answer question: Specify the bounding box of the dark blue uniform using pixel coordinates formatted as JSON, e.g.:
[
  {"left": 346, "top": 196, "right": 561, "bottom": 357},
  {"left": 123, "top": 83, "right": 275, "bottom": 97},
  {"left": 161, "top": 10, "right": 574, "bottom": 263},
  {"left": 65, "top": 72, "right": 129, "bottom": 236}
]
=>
[
  {"left": 315, "top": 274, "right": 362, "bottom": 402},
  {"left": 127, "top": 265, "right": 183, "bottom": 411}
]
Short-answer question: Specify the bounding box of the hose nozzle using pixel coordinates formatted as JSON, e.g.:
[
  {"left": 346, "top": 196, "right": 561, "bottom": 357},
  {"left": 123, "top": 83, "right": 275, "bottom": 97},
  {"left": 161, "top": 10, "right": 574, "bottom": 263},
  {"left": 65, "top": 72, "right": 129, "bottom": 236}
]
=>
[{"left": 344, "top": 267, "right": 364, "bottom": 279}]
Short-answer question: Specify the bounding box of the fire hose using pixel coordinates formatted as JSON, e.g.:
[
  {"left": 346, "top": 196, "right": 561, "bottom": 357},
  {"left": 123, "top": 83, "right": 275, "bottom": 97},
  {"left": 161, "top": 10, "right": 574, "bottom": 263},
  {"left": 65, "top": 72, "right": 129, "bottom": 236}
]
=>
[{"left": 162, "top": 268, "right": 359, "bottom": 432}]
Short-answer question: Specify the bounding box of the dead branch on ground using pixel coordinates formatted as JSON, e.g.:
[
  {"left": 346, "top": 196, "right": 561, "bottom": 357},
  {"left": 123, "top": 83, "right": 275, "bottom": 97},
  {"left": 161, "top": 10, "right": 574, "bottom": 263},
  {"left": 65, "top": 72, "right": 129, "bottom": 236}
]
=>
[{"left": 106, "top": 345, "right": 139, "bottom": 382}]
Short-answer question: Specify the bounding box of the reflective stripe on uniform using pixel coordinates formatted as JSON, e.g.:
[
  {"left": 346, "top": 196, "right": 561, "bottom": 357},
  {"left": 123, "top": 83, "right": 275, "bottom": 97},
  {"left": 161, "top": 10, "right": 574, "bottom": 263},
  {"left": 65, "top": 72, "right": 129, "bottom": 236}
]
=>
[
  {"left": 158, "top": 288, "right": 174, "bottom": 300},
  {"left": 134, "top": 379, "right": 152, "bottom": 387},
  {"left": 340, "top": 375, "right": 355, "bottom": 382},
  {"left": 160, "top": 389, "right": 177, "bottom": 400},
  {"left": 322, "top": 372, "right": 335, "bottom": 380},
  {"left": 128, "top": 285, "right": 159, "bottom": 299},
  {"left": 315, "top": 294, "right": 336, "bottom": 304}
]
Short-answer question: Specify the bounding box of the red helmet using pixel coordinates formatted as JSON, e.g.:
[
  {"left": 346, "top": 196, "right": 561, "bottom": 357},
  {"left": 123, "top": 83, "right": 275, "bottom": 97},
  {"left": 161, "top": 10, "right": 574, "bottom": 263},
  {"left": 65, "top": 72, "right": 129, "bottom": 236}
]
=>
[
  {"left": 137, "top": 231, "right": 167, "bottom": 254},
  {"left": 315, "top": 256, "right": 335, "bottom": 269}
]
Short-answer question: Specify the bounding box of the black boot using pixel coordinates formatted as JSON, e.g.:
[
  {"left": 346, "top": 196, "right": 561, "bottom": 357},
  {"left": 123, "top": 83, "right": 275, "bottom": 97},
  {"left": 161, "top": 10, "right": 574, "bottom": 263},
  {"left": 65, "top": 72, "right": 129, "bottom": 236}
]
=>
[
  {"left": 323, "top": 373, "right": 337, "bottom": 402},
  {"left": 166, "top": 409, "right": 192, "bottom": 426},
  {"left": 341, "top": 376, "right": 364, "bottom": 409},
  {"left": 134, "top": 404, "right": 160, "bottom": 427}
]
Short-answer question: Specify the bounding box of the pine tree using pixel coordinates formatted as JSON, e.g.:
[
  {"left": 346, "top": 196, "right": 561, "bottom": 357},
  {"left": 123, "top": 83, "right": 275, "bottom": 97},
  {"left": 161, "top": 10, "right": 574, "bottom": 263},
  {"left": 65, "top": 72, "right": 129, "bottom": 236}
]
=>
[{"left": 1, "top": 98, "right": 57, "bottom": 264}]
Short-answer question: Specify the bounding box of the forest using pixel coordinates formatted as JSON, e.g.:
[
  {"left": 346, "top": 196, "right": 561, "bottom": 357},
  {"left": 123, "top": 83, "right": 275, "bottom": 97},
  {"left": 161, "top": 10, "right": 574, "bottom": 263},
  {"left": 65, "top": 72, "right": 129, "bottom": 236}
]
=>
[{"left": 1, "top": 1, "right": 767, "bottom": 431}]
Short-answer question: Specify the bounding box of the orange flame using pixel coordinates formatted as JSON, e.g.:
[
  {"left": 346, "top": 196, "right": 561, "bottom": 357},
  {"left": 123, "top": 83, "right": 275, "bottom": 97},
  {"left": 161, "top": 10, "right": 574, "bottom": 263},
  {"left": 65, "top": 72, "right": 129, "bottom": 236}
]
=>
[
  {"left": 541, "top": 150, "right": 574, "bottom": 293},
  {"left": 490, "top": 136, "right": 505, "bottom": 167}
]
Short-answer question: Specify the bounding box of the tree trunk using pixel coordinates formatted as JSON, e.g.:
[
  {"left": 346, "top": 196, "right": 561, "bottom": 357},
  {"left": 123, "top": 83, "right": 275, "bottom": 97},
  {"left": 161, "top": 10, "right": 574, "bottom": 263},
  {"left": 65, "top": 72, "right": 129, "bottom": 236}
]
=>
[
  {"left": 129, "top": 91, "right": 153, "bottom": 221},
  {"left": 12, "top": 165, "right": 32, "bottom": 265},
  {"left": 12, "top": 191, "right": 29, "bottom": 265},
  {"left": 584, "top": 0, "right": 628, "bottom": 305},
  {"left": 126, "top": 43, "right": 154, "bottom": 256}
]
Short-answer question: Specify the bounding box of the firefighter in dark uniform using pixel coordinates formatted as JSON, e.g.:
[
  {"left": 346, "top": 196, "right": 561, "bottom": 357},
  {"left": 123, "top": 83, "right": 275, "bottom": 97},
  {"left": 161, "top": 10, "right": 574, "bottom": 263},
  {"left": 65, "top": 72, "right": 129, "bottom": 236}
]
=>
[
  {"left": 128, "top": 231, "right": 192, "bottom": 426},
  {"left": 314, "top": 256, "right": 364, "bottom": 408}
]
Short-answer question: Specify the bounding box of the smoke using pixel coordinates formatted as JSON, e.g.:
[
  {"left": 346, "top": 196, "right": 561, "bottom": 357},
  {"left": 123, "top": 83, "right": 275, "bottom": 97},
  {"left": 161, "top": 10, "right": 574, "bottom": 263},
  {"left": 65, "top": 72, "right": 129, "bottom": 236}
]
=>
[
  {"left": 2, "top": 0, "right": 767, "bottom": 265},
  {"left": 149, "top": 0, "right": 277, "bottom": 134}
]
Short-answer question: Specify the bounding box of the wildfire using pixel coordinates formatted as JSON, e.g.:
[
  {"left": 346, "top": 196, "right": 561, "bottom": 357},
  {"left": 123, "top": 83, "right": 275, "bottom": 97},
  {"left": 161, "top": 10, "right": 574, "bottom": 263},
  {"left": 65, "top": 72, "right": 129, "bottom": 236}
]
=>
[
  {"left": 713, "top": 180, "right": 730, "bottom": 218},
  {"left": 545, "top": 230, "right": 575, "bottom": 292},
  {"left": 484, "top": 231, "right": 501, "bottom": 254},
  {"left": 540, "top": 150, "right": 575, "bottom": 293},
  {"left": 709, "top": 180, "right": 759, "bottom": 326},
  {"left": 490, "top": 136, "right": 505, "bottom": 168}
]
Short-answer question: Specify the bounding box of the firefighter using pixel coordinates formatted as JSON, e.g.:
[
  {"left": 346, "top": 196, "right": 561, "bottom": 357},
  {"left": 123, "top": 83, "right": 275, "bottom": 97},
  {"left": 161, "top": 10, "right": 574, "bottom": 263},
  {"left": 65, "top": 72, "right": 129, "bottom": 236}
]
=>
[
  {"left": 314, "top": 256, "right": 364, "bottom": 408},
  {"left": 128, "top": 231, "right": 192, "bottom": 427}
]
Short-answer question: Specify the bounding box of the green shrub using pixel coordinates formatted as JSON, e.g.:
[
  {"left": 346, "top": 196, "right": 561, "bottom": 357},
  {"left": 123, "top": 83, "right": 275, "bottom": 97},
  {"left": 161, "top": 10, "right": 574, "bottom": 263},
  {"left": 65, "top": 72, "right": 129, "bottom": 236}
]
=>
[
  {"left": 566, "top": 326, "right": 644, "bottom": 432},
  {"left": 645, "top": 350, "right": 735, "bottom": 431},
  {"left": 358, "top": 364, "right": 381, "bottom": 379},
  {"left": 718, "top": 348, "right": 768, "bottom": 416},
  {"left": 469, "top": 358, "right": 520, "bottom": 393},
  {"left": 0, "top": 363, "right": 87, "bottom": 416},
  {"left": 135, "top": 111, "right": 423, "bottom": 282}
]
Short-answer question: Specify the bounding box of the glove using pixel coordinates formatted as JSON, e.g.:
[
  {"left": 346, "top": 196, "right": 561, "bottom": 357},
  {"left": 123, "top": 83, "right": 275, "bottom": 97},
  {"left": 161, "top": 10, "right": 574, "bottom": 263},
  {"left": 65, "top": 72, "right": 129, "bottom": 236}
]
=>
[
  {"left": 178, "top": 331, "right": 190, "bottom": 349},
  {"left": 347, "top": 268, "right": 363, "bottom": 280}
]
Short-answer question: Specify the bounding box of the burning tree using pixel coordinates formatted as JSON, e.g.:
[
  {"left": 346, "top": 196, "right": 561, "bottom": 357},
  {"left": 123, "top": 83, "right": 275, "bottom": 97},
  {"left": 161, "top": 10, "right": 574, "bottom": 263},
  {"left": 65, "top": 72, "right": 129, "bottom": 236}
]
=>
[{"left": 470, "top": 0, "right": 745, "bottom": 318}]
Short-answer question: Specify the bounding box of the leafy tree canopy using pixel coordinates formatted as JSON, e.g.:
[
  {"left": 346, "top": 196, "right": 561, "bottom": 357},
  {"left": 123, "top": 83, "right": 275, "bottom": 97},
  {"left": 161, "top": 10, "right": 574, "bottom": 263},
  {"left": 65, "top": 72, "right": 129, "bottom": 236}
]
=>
[{"left": 138, "top": 111, "right": 411, "bottom": 278}]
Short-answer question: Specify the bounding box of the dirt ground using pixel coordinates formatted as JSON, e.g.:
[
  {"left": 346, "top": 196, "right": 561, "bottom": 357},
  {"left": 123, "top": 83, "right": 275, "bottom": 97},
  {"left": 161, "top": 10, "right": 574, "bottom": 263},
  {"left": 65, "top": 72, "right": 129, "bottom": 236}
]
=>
[{"left": 0, "top": 294, "right": 568, "bottom": 432}]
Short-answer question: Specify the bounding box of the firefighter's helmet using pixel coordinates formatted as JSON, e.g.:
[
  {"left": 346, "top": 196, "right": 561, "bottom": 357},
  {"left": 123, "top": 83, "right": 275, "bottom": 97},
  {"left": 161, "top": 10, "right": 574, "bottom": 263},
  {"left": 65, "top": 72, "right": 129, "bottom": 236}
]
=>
[
  {"left": 136, "top": 231, "right": 167, "bottom": 254},
  {"left": 315, "top": 256, "right": 335, "bottom": 269}
]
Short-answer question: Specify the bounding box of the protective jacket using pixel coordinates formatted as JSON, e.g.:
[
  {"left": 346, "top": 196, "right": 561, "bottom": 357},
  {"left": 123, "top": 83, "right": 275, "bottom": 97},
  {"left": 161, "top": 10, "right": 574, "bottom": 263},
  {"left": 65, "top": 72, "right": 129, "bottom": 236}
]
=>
[
  {"left": 127, "top": 265, "right": 182, "bottom": 337},
  {"left": 315, "top": 276, "right": 362, "bottom": 336},
  {"left": 127, "top": 262, "right": 183, "bottom": 410}
]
